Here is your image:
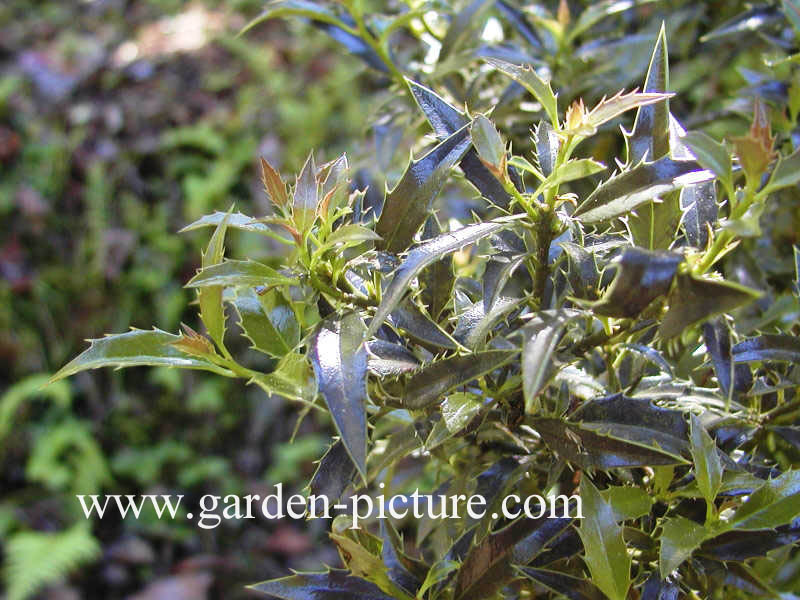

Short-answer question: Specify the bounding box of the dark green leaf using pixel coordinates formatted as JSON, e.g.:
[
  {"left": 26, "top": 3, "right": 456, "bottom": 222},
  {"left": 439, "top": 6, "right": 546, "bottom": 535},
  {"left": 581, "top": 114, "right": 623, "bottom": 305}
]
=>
[
  {"left": 569, "top": 0, "right": 661, "bottom": 41},
  {"left": 690, "top": 415, "right": 723, "bottom": 508},
  {"left": 496, "top": 0, "right": 544, "bottom": 49},
  {"left": 389, "top": 300, "right": 459, "bottom": 350},
  {"left": 420, "top": 215, "right": 454, "bottom": 320},
  {"left": 368, "top": 216, "right": 521, "bottom": 338},
  {"left": 574, "top": 157, "right": 713, "bottom": 223},
  {"left": 453, "top": 515, "right": 573, "bottom": 600},
  {"left": 658, "top": 274, "right": 761, "bottom": 339},
  {"left": 310, "top": 313, "right": 369, "bottom": 482},
  {"left": 483, "top": 253, "right": 527, "bottom": 313},
  {"left": 232, "top": 288, "right": 299, "bottom": 358},
  {"left": 641, "top": 572, "right": 679, "bottom": 600},
  {"left": 365, "top": 340, "right": 420, "bottom": 376},
  {"left": 407, "top": 79, "right": 514, "bottom": 208},
  {"left": 309, "top": 440, "right": 357, "bottom": 502},
  {"left": 680, "top": 181, "right": 718, "bottom": 248},
  {"left": 699, "top": 522, "right": 800, "bottom": 561},
  {"left": 629, "top": 25, "right": 670, "bottom": 165},
  {"left": 50, "top": 329, "right": 232, "bottom": 383},
  {"left": 249, "top": 569, "right": 396, "bottom": 599},
  {"left": 703, "top": 319, "right": 752, "bottom": 400},
  {"left": 376, "top": 124, "right": 472, "bottom": 253},
  {"left": 532, "top": 120, "right": 559, "bottom": 177},
  {"left": 186, "top": 259, "right": 295, "bottom": 289},
  {"left": 402, "top": 350, "right": 516, "bottom": 410},
  {"left": 732, "top": 334, "right": 800, "bottom": 363},
  {"left": 454, "top": 296, "right": 521, "bottom": 350},
  {"left": 380, "top": 521, "right": 420, "bottom": 596},
  {"left": 592, "top": 248, "right": 682, "bottom": 318},
  {"left": 578, "top": 478, "right": 631, "bottom": 600},
  {"left": 522, "top": 310, "right": 582, "bottom": 413},
  {"left": 659, "top": 517, "right": 708, "bottom": 577},
  {"left": 515, "top": 566, "right": 605, "bottom": 600}
]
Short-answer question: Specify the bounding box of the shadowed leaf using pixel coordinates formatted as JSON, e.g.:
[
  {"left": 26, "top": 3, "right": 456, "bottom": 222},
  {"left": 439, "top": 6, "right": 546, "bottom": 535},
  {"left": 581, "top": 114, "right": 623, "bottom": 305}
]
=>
[
  {"left": 516, "top": 566, "right": 605, "bottom": 600},
  {"left": 486, "top": 58, "right": 558, "bottom": 126},
  {"left": 403, "top": 351, "right": 516, "bottom": 410},
  {"left": 659, "top": 517, "right": 708, "bottom": 577},
  {"left": 732, "top": 334, "right": 800, "bottom": 363},
  {"left": 249, "top": 569, "right": 396, "bottom": 599}
]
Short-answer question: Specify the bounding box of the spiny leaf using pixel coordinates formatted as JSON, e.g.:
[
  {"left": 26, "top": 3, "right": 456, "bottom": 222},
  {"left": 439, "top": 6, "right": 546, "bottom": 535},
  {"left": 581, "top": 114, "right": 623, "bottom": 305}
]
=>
[
  {"left": 260, "top": 156, "right": 288, "bottom": 207},
  {"left": 420, "top": 215, "right": 455, "bottom": 321},
  {"left": 293, "top": 152, "right": 318, "bottom": 232},
  {"left": 180, "top": 210, "right": 290, "bottom": 243},
  {"left": 485, "top": 58, "right": 559, "bottom": 126},
  {"left": 365, "top": 340, "right": 420, "bottom": 376},
  {"left": 532, "top": 120, "right": 560, "bottom": 177},
  {"left": 575, "top": 157, "right": 713, "bottom": 223},
  {"left": 50, "top": 329, "right": 233, "bottom": 383},
  {"left": 629, "top": 25, "right": 670, "bottom": 164},
  {"left": 453, "top": 515, "right": 573, "bottom": 600},
  {"left": 586, "top": 89, "right": 673, "bottom": 132},
  {"left": 407, "top": 79, "right": 515, "bottom": 207},
  {"left": 659, "top": 516, "right": 709, "bottom": 577},
  {"left": 453, "top": 295, "right": 521, "bottom": 350},
  {"left": 389, "top": 300, "right": 459, "bottom": 351},
  {"left": 700, "top": 5, "right": 782, "bottom": 42},
  {"left": 592, "top": 248, "right": 682, "bottom": 318},
  {"left": 658, "top": 274, "right": 761, "bottom": 339},
  {"left": 309, "top": 440, "right": 357, "bottom": 502},
  {"left": 368, "top": 216, "right": 521, "bottom": 338},
  {"left": 232, "top": 288, "right": 299, "bottom": 358},
  {"left": 199, "top": 212, "right": 229, "bottom": 346},
  {"left": 522, "top": 309, "right": 582, "bottom": 413},
  {"left": 402, "top": 350, "right": 516, "bottom": 410},
  {"left": 439, "top": 0, "right": 494, "bottom": 60},
  {"left": 310, "top": 313, "right": 369, "bottom": 482},
  {"left": 568, "top": 0, "right": 661, "bottom": 41},
  {"left": 690, "top": 415, "right": 723, "bottom": 509},
  {"left": 730, "top": 470, "right": 800, "bottom": 530},
  {"left": 578, "top": 478, "right": 631, "bottom": 600},
  {"left": 680, "top": 181, "right": 718, "bottom": 248},
  {"left": 185, "top": 259, "right": 295, "bottom": 288},
  {"left": 470, "top": 114, "right": 506, "bottom": 178},
  {"left": 763, "top": 146, "right": 800, "bottom": 194},
  {"left": 249, "top": 569, "right": 396, "bottom": 599},
  {"left": 376, "top": 124, "right": 472, "bottom": 253}
]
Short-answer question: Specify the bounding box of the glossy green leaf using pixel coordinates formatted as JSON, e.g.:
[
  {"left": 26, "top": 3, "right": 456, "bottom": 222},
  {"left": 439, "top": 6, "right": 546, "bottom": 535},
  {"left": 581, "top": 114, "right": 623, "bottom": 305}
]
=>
[
  {"left": 627, "top": 190, "right": 681, "bottom": 250},
  {"left": 574, "top": 157, "right": 713, "bottom": 223},
  {"left": 180, "top": 210, "right": 291, "bottom": 243},
  {"left": 601, "top": 486, "right": 653, "bottom": 522},
  {"left": 50, "top": 329, "right": 233, "bottom": 383},
  {"left": 402, "top": 350, "right": 516, "bottom": 410},
  {"left": 659, "top": 516, "right": 709, "bottom": 577},
  {"left": 658, "top": 274, "right": 761, "bottom": 339},
  {"left": 454, "top": 295, "right": 521, "bottom": 350},
  {"left": 486, "top": 58, "right": 559, "bottom": 126},
  {"left": 689, "top": 415, "right": 723, "bottom": 509},
  {"left": 249, "top": 569, "right": 396, "bottom": 600},
  {"left": 310, "top": 313, "right": 369, "bottom": 482},
  {"left": 365, "top": 340, "right": 419, "bottom": 377},
  {"left": 376, "top": 124, "right": 472, "bottom": 254},
  {"left": 232, "top": 288, "right": 299, "bottom": 358},
  {"left": 368, "top": 216, "right": 521, "bottom": 338},
  {"left": 628, "top": 25, "right": 670, "bottom": 164},
  {"left": 578, "top": 478, "right": 631, "bottom": 600},
  {"left": 250, "top": 352, "right": 314, "bottom": 403},
  {"left": 319, "top": 225, "right": 381, "bottom": 253},
  {"left": 522, "top": 310, "right": 581, "bottom": 413},
  {"left": 185, "top": 259, "right": 295, "bottom": 289},
  {"left": 241, "top": 0, "right": 350, "bottom": 36},
  {"left": 542, "top": 158, "right": 606, "bottom": 190},
  {"left": 309, "top": 440, "right": 357, "bottom": 502},
  {"left": 730, "top": 470, "right": 800, "bottom": 530}
]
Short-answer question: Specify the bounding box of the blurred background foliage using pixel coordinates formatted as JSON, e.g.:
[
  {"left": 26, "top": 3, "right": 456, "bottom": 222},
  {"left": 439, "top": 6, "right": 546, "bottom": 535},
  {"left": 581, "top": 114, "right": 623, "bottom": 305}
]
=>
[{"left": 1, "top": 0, "right": 800, "bottom": 598}]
